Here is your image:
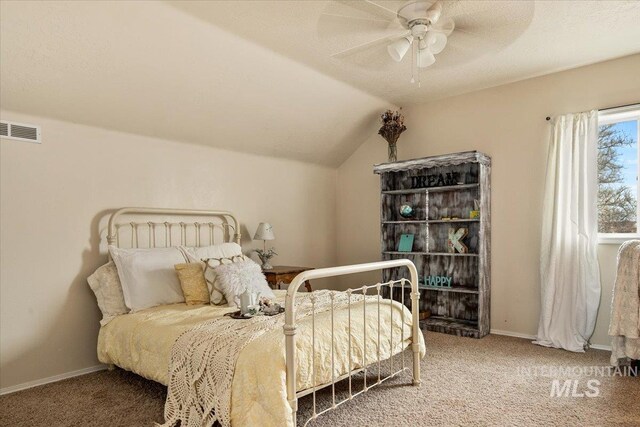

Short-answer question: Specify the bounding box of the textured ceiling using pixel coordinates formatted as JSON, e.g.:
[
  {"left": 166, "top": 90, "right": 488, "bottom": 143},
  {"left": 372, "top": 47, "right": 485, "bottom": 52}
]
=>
[
  {"left": 2, "top": 1, "right": 640, "bottom": 166},
  {"left": 0, "top": 0, "right": 390, "bottom": 166},
  {"left": 168, "top": 0, "right": 640, "bottom": 105}
]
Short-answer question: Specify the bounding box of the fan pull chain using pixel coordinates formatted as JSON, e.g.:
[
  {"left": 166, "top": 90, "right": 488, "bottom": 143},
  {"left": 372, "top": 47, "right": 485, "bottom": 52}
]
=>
[
  {"left": 416, "top": 39, "right": 422, "bottom": 87},
  {"left": 417, "top": 39, "right": 422, "bottom": 88},
  {"left": 415, "top": 38, "right": 422, "bottom": 88},
  {"left": 410, "top": 39, "right": 416, "bottom": 84}
]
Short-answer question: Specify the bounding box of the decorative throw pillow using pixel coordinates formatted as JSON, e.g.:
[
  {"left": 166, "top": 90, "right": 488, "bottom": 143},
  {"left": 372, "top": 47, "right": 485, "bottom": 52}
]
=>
[
  {"left": 87, "top": 261, "right": 129, "bottom": 325},
  {"left": 201, "top": 256, "right": 247, "bottom": 304},
  {"left": 214, "top": 258, "right": 275, "bottom": 308},
  {"left": 174, "top": 263, "right": 210, "bottom": 305},
  {"left": 109, "top": 246, "right": 188, "bottom": 311},
  {"left": 181, "top": 243, "right": 246, "bottom": 305}
]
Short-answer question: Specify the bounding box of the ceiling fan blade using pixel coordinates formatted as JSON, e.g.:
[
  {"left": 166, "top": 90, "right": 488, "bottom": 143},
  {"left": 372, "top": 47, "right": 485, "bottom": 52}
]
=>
[
  {"left": 447, "top": 5, "right": 531, "bottom": 50},
  {"left": 331, "top": 31, "right": 410, "bottom": 58},
  {"left": 430, "top": 17, "right": 455, "bottom": 36},
  {"left": 426, "top": 1, "right": 443, "bottom": 23},
  {"left": 444, "top": 1, "right": 498, "bottom": 20},
  {"left": 320, "top": 12, "right": 392, "bottom": 23},
  {"left": 333, "top": 0, "right": 397, "bottom": 22},
  {"left": 396, "top": 0, "right": 438, "bottom": 21},
  {"left": 363, "top": 0, "right": 400, "bottom": 19}
]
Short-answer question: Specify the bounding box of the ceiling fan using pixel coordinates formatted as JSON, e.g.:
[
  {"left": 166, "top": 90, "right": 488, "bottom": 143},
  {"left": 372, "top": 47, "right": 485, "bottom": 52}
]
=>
[{"left": 328, "top": 1, "right": 456, "bottom": 86}]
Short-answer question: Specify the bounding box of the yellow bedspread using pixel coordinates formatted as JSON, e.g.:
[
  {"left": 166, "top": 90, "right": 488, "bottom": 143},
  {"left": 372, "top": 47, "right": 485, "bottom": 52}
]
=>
[{"left": 97, "top": 290, "right": 425, "bottom": 426}]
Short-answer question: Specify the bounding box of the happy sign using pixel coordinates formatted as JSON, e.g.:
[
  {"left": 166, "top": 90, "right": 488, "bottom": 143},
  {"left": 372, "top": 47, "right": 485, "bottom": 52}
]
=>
[{"left": 422, "top": 275, "right": 452, "bottom": 287}]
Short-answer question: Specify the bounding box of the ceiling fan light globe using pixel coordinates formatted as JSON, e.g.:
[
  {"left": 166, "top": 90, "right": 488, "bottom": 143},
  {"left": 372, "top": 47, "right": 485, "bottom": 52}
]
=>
[
  {"left": 425, "top": 31, "right": 447, "bottom": 54},
  {"left": 417, "top": 48, "right": 436, "bottom": 68},
  {"left": 387, "top": 35, "right": 413, "bottom": 62}
]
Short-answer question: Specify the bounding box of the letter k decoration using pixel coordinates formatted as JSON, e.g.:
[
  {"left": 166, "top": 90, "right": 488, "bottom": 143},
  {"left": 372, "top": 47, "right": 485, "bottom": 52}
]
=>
[{"left": 448, "top": 227, "right": 469, "bottom": 253}]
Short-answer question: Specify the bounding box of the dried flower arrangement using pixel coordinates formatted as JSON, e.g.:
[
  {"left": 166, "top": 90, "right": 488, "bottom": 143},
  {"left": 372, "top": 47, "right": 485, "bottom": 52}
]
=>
[
  {"left": 255, "top": 248, "right": 277, "bottom": 270},
  {"left": 378, "top": 109, "right": 407, "bottom": 162}
]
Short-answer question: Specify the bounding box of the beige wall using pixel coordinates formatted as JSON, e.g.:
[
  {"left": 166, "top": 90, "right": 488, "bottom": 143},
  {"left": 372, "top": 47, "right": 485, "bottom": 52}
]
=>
[
  {"left": 337, "top": 54, "right": 640, "bottom": 347},
  {"left": 1, "top": 54, "right": 638, "bottom": 390},
  {"left": 0, "top": 111, "right": 337, "bottom": 390}
]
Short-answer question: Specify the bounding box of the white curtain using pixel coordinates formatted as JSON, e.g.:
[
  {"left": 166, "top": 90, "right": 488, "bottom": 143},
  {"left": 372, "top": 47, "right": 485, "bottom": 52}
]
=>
[{"left": 534, "top": 110, "right": 601, "bottom": 352}]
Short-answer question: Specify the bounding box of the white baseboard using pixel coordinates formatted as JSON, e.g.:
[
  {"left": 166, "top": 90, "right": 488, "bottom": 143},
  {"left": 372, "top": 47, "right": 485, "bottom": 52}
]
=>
[
  {"left": 490, "top": 329, "right": 612, "bottom": 352},
  {"left": 0, "top": 364, "right": 107, "bottom": 396},
  {"left": 490, "top": 329, "right": 536, "bottom": 340},
  {"left": 589, "top": 343, "right": 612, "bottom": 351}
]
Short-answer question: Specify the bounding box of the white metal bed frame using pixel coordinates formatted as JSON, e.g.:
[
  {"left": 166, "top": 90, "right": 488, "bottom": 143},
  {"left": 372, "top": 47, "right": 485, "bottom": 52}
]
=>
[
  {"left": 107, "top": 207, "right": 241, "bottom": 248},
  {"left": 106, "top": 207, "right": 422, "bottom": 426}
]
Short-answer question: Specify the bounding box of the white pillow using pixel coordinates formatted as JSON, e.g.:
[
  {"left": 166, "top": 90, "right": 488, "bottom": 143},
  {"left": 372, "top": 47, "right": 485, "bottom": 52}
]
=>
[
  {"left": 181, "top": 243, "right": 246, "bottom": 305},
  {"left": 215, "top": 259, "right": 275, "bottom": 308},
  {"left": 108, "top": 246, "right": 188, "bottom": 311},
  {"left": 87, "top": 261, "right": 129, "bottom": 325},
  {"left": 182, "top": 242, "right": 243, "bottom": 261}
]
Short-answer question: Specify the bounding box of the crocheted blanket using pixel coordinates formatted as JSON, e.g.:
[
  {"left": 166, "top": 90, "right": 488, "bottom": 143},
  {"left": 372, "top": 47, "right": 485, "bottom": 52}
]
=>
[{"left": 161, "top": 290, "right": 364, "bottom": 427}]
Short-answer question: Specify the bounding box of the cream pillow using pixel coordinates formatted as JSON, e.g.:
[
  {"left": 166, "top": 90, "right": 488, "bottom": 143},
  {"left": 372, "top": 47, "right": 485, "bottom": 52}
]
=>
[
  {"left": 87, "top": 261, "right": 129, "bottom": 325},
  {"left": 182, "top": 242, "right": 243, "bottom": 261},
  {"left": 215, "top": 259, "right": 275, "bottom": 308},
  {"left": 175, "top": 263, "right": 210, "bottom": 305},
  {"left": 109, "top": 246, "right": 188, "bottom": 311},
  {"left": 181, "top": 243, "right": 246, "bottom": 305}
]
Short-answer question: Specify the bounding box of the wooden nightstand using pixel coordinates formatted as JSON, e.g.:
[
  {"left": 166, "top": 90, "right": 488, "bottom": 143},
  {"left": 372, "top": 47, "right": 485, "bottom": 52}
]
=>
[{"left": 263, "top": 266, "right": 314, "bottom": 292}]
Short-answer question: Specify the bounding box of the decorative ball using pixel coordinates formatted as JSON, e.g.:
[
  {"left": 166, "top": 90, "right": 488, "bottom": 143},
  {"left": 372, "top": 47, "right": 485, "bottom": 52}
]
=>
[{"left": 399, "top": 204, "right": 414, "bottom": 218}]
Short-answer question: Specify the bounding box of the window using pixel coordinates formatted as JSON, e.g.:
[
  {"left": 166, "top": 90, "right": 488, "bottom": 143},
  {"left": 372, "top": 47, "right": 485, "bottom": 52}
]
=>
[{"left": 597, "top": 105, "right": 640, "bottom": 243}]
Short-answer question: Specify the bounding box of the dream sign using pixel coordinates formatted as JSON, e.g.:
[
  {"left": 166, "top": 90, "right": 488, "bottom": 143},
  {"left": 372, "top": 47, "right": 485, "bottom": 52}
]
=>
[{"left": 410, "top": 172, "right": 461, "bottom": 189}]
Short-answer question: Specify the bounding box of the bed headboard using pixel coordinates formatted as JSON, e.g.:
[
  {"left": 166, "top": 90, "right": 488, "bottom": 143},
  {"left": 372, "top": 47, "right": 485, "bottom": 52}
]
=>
[{"left": 106, "top": 207, "right": 241, "bottom": 249}]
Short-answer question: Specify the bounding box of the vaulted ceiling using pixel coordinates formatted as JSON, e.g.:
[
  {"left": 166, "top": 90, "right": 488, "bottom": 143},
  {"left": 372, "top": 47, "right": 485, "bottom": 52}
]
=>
[
  {"left": 170, "top": 0, "right": 640, "bottom": 104},
  {"left": 2, "top": 1, "right": 640, "bottom": 166}
]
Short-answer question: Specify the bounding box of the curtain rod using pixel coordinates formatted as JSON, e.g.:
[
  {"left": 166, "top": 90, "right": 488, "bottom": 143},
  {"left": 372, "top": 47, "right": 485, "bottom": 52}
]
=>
[{"left": 545, "top": 102, "right": 640, "bottom": 121}]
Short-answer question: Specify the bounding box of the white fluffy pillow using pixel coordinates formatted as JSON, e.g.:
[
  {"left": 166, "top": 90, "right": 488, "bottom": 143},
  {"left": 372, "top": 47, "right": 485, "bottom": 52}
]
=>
[
  {"left": 215, "top": 259, "right": 275, "bottom": 308},
  {"left": 181, "top": 243, "right": 246, "bottom": 305},
  {"left": 109, "top": 246, "right": 188, "bottom": 311},
  {"left": 87, "top": 261, "right": 128, "bottom": 325}
]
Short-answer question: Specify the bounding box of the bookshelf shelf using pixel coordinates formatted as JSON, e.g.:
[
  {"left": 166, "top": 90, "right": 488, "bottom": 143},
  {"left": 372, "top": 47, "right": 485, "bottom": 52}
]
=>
[
  {"left": 398, "top": 283, "right": 480, "bottom": 294},
  {"left": 420, "top": 316, "right": 479, "bottom": 333},
  {"left": 383, "top": 251, "right": 479, "bottom": 257},
  {"left": 427, "top": 219, "right": 480, "bottom": 224},
  {"left": 420, "top": 286, "right": 480, "bottom": 294},
  {"left": 426, "top": 183, "right": 480, "bottom": 193},
  {"left": 381, "top": 183, "right": 479, "bottom": 195},
  {"left": 382, "top": 220, "right": 428, "bottom": 224}
]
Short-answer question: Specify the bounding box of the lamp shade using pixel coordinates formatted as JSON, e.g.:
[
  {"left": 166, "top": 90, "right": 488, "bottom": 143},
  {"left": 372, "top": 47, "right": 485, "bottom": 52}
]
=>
[{"left": 253, "top": 222, "right": 275, "bottom": 241}]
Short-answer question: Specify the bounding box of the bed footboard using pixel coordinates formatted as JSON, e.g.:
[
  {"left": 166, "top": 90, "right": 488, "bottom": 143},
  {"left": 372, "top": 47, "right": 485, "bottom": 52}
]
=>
[{"left": 284, "top": 259, "right": 421, "bottom": 426}]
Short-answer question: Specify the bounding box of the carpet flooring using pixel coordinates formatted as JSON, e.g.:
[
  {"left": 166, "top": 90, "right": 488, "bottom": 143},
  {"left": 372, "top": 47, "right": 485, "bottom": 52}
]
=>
[{"left": 1, "top": 332, "right": 638, "bottom": 426}]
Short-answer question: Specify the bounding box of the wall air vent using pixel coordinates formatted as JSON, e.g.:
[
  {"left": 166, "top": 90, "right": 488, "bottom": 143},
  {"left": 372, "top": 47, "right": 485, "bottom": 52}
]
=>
[{"left": 0, "top": 120, "right": 41, "bottom": 143}]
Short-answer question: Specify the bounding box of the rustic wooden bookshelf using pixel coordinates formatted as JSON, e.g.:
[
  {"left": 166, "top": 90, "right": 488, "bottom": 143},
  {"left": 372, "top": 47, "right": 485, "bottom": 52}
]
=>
[{"left": 373, "top": 151, "right": 491, "bottom": 338}]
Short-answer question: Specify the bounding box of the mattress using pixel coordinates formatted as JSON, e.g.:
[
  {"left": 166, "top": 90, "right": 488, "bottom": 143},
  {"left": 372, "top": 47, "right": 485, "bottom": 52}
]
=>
[{"left": 97, "top": 289, "right": 424, "bottom": 426}]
